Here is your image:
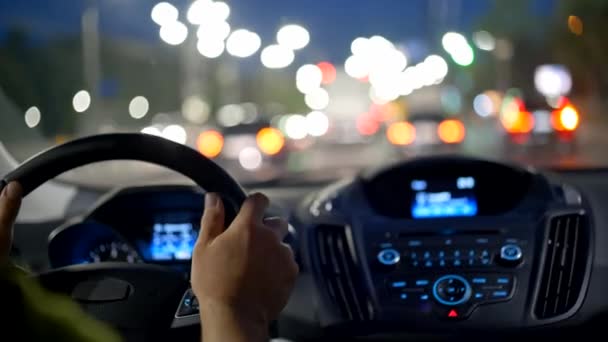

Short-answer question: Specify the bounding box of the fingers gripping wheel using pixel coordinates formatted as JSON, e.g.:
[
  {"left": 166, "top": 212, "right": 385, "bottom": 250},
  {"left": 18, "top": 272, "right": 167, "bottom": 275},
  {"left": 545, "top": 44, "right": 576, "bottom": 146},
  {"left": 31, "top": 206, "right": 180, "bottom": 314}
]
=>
[{"left": 0, "top": 133, "right": 247, "bottom": 225}]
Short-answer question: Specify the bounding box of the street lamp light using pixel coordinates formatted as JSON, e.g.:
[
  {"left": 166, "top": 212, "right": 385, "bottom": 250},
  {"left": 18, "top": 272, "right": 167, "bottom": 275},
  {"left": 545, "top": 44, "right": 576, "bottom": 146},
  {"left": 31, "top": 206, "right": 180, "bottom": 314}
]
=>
[
  {"left": 276, "top": 24, "right": 310, "bottom": 50},
  {"left": 226, "top": 29, "right": 261, "bottom": 57},
  {"left": 159, "top": 21, "right": 188, "bottom": 45},
  {"left": 151, "top": 2, "right": 179, "bottom": 26},
  {"left": 260, "top": 44, "right": 295, "bottom": 69}
]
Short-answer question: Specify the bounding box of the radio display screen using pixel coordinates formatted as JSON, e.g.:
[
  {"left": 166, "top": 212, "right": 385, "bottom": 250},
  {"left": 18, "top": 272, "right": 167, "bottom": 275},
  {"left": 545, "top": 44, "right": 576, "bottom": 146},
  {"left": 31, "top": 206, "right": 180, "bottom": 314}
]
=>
[{"left": 410, "top": 177, "right": 478, "bottom": 219}]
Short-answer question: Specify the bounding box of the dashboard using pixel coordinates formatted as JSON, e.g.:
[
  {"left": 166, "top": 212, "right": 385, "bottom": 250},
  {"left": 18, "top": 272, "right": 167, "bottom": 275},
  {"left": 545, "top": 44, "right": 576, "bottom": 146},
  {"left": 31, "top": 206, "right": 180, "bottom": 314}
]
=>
[{"left": 15, "top": 156, "right": 608, "bottom": 340}]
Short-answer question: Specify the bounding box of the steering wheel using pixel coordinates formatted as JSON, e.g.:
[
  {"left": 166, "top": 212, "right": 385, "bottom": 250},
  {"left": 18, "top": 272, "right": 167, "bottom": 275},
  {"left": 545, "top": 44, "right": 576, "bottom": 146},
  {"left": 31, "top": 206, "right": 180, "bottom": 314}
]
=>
[{"left": 1, "top": 133, "right": 248, "bottom": 337}]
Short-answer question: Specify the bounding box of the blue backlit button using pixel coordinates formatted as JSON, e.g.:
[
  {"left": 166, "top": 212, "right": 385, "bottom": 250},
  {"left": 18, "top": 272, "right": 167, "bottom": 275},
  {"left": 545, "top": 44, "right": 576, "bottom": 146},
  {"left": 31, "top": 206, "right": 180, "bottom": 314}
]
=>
[
  {"left": 481, "top": 258, "right": 491, "bottom": 265},
  {"left": 390, "top": 281, "right": 407, "bottom": 288},
  {"left": 496, "top": 277, "right": 510, "bottom": 285},
  {"left": 439, "top": 259, "right": 446, "bottom": 267},
  {"left": 472, "top": 277, "right": 487, "bottom": 284},
  {"left": 408, "top": 240, "right": 422, "bottom": 247},
  {"left": 499, "top": 244, "right": 523, "bottom": 266},
  {"left": 453, "top": 259, "right": 462, "bottom": 267},
  {"left": 423, "top": 251, "right": 431, "bottom": 259},
  {"left": 467, "top": 259, "right": 475, "bottom": 266},
  {"left": 415, "top": 279, "right": 430, "bottom": 286},
  {"left": 481, "top": 250, "right": 490, "bottom": 258},
  {"left": 468, "top": 250, "right": 475, "bottom": 257},
  {"left": 420, "top": 294, "right": 430, "bottom": 301},
  {"left": 399, "top": 293, "right": 408, "bottom": 300},
  {"left": 424, "top": 260, "right": 433, "bottom": 268},
  {"left": 453, "top": 250, "right": 461, "bottom": 258},
  {"left": 412, "top": 260, "right": 420, "bottom": 267},
  {"left": 474, "top": 292, "right": 485, "bottom": 300},
  {"left": 432, "top": 275, "right": 472, "bottom": 306},
  {"left": 438, "top": 251, "right": 445, "bottom": 258},
  {"left": 377, "top": 248, "right": 400, "bottom": 266},
  {"left": 492, "top": 290, "right": 508, "bottom": 298}
]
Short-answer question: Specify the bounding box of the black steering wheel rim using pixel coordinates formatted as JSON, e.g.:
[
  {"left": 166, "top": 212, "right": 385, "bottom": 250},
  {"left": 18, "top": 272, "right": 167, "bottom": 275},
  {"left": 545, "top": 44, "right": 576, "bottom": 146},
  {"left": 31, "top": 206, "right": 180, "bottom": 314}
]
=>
[{"left": 1, "top": 133, "right": 247, "bottom": 224}]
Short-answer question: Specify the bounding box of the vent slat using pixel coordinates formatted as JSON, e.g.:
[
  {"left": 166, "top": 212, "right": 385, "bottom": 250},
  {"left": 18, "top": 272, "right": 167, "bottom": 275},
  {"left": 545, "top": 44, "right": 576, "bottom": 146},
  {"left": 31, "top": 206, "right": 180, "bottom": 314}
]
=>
[
  {"left": 535, "top": 214, "right": 588, "bottom": 319},
  {"left": 315, "top": 225, "right": 371, "bottom": 321}
]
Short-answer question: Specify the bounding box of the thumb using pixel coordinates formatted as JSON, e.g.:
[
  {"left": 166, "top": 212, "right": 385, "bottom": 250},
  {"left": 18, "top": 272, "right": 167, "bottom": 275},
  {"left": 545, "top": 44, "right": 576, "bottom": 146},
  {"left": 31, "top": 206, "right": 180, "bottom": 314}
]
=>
[
  {"left": 197, "top": 193, "right": 225, "bottom": 246},
  {"left": 0, "top": 182, "right": 22, "bottom": 261}
]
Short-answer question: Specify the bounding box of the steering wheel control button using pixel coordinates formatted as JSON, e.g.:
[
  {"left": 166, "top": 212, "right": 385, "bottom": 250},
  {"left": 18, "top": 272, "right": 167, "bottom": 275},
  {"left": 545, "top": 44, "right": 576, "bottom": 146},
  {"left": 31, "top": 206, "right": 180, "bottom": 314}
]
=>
[
  {"left": 176, "top": 289, "right": 199, "bottom": 317},
  {"left": 498, "top": 244, "right": 523, "bottom": 266},
  {"left": 432, "top": 275, "right": 472, "bottom": 306},
  {"left": 377, "top": 248, "right": 400, "bottom": 266}
]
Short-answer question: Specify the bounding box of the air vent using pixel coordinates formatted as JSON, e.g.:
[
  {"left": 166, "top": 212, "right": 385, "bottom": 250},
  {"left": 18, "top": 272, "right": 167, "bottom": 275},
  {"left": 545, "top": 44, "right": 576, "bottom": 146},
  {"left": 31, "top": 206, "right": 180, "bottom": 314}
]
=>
[
  {"left": 315, "top": 225, "right": 371, "bottom": 321},
  {"left": 535, "top": 213, "right": 589, "bottom": 319}
]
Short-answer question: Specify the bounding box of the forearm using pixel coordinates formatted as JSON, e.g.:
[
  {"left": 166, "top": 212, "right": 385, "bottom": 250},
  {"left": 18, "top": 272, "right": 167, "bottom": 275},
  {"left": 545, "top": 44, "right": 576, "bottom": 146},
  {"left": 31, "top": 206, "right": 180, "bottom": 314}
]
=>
[{"left": 200, "top": 301, "right": 268, "bottom": 342}]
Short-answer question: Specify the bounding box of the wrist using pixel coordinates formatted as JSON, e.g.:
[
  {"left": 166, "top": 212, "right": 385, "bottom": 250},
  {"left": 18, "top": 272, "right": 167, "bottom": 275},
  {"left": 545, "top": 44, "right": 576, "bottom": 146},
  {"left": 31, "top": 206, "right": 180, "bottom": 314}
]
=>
[{"left": 199, "top": 300, "right": 268, "bottom": 342}]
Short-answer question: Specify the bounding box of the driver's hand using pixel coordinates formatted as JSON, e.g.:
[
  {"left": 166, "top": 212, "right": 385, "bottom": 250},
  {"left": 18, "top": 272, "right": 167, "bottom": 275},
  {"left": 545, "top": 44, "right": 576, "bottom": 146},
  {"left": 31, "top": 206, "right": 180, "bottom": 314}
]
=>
[
  {"left": 0, "top": 182, "right": 22, "bottom": 263},
  {"left": 191, "top": 193, "right": 298, "bottom": 342}
]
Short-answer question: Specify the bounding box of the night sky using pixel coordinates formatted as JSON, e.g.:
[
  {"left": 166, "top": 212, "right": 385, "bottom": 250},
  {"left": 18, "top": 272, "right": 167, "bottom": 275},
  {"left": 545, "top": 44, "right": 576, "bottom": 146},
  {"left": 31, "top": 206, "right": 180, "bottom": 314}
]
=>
[{"left": 0, "top": 0, "right": 555, "bottom": 63}]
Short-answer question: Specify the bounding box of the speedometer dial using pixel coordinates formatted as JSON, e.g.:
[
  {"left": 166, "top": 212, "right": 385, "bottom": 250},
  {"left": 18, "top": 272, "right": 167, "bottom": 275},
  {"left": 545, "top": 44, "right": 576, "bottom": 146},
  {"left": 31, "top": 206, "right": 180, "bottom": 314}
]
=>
[{"left": 87, "top": 241, "right": 141, "bottom": 264}]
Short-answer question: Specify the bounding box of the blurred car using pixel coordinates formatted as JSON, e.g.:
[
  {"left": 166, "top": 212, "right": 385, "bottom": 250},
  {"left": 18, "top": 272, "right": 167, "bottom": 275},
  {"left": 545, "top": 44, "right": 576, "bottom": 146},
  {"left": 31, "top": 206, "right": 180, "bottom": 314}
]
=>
[
  {"left": 499, "top": 96, "right": 580, "bottom": 154},
  {"left": 386, "top": 113, "right": 466, "bottom": 154},
  {"left": 197, "top": 121, "right": 289, "bottom": 181}
]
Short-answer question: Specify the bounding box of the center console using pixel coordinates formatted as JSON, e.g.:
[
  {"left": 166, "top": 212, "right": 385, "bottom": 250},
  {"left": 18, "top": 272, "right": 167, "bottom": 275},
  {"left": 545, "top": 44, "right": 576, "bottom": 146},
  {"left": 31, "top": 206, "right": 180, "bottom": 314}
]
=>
[{"left": 301, "top": 157, "right": 592, "bottom": 334}]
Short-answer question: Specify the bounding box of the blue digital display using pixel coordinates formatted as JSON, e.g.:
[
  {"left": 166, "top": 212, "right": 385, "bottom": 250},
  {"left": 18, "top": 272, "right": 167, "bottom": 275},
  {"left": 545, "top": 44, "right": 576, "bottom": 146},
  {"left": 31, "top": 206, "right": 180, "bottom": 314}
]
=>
[
  {"left": 411, "top": 177, "right": 478, "bottom": 219},
  {"left": 149, "top": 223, "right": 198, "bottom": 261}
]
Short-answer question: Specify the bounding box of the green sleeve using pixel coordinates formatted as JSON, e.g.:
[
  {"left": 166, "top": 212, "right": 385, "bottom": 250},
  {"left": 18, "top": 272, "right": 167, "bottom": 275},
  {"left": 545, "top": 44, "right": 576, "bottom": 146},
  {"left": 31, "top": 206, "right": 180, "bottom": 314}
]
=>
[{"left": 2, "top": 265, "right": 122, "bottom": 342}]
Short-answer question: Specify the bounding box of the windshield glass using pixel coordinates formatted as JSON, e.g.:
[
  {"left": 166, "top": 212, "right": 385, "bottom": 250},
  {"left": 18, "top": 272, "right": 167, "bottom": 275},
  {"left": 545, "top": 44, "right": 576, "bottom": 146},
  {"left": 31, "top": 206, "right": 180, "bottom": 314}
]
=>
[{"left": 1, "top": 0, "right": 606, "bottom": 187}]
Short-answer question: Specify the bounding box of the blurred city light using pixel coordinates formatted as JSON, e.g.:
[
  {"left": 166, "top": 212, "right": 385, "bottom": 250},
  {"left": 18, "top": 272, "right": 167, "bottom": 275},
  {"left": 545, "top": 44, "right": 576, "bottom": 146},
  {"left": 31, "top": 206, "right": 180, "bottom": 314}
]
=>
[
  {"left": 218, "top": 104, "right": 245, "bottom": 127},
  {"left": 276, "top": 24, "right": 310, "bottom": 50},
  {"left": 162, "top": 124, "right": 188, "bottom": 144},
  {"left": 226, "top": 29, "right": 261, "bottom": 57},
  {"left": 197, "top": 130, "right": 224, "bottom": 158},
  {"left": 500, "top": 98, "right": 534, "bottom": 134},
  {"left": 553, "top": 105, "right": 579, "bottom": 131},
  {"left": 151, "top": 2, "right": 179, "bottom": 26},
  {"left": 24, "top": 106, "right": 41, "bottom": 128},
  {"left": 285, "top": 114, "right": 308, "bottom": 139},
  {"left": 386, "top": 121, "right": 415, "bottom": 145},
  {"left": 296, "top": 64, "right": 323, "bottom": 94},
  {"left": 450, "top": 45, "right": 474, "bottom": 66},
  {"left": 369, "top": 85, "right": 399, "bottom": 104},
  {"left": 141, "top": 126, "right": 163, "bottom": 136},
  {"left": 187, "top": 0, "right": 230, "bottom": 25},
  {"left": 344, "top": 55, "right": 368, "bottom": 79},
  {"left": 241, "top": 102, "right": 259, "bottom": 124},
  {"left": 256, "top": 127, "right": 285, "bottom": 155},
  {"left": 437, "top": 119, "right": 466, "bottom": 144},
  {"left": 534, "top": 65, "right": 572, "bottom": 97},
  {"left": 197, "top": 38, "right": 225, "bottom": 58},
  {"left": 305, "top": 111, "right": 329, "bottom": 137},
  {"left": 423, "top": 55, "right": 449, "bottom": 80},
  {"left": 128, "top": 96, "right": 149, "bottom": 119},
  {"left": 472, "top": 30, "right": 496, "bottom": 51},
  {"left": 238, "top": 147, "right": 263, "bottom": 170},
  {"left": 260, "top": 44, "right": 295, "bottom": 69},
  {"left": 350, "top": 37, "right": 368, "bottom": 55},
  {"left": 182, "top": 96, "right": 210, "bottom": 124},
  {"left": 442, "top": 32, "right": 468, "bottom": 53},
  {"left": 304, "top": 88, "right": 329, "bottom": 110},
  {"left": 159, "top": 21, "right": 188, "bottom": 45},
  {"left": 72, "top": 90, "right": 91, "bottom": 113},
  {"left": 356, "top": 113, "right": 380, "bottom": 136},
  {"left": 568, "top": 15, "right": 583, "bottom": 36},
  {"left": 197, "top": 21, "right": 231, "bottom": 41},
  {"left": 317, "top": 62, "right": 337, "bottom": 85},
  {"left": 473, "top": 93, "right": 494, "bottom": 117}
]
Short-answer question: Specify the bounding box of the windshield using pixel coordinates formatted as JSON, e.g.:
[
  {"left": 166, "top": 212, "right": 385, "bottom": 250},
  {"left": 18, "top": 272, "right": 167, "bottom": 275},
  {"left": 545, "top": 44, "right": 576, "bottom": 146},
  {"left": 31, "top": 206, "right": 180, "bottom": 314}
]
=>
[{"left": 1, "top": 0, "right": 606, "bottom": 187}]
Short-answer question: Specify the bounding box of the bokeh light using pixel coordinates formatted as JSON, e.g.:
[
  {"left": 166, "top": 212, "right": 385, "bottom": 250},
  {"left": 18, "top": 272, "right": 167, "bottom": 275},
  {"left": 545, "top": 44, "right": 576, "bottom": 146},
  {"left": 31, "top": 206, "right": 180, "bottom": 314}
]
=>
[
  {"left": 305, "top": 88, "right": 329, "bottom": 110},
  {"left": 386, "top": 121, "right": 416, "bottom": 145},
  {"left": 187, "top": 0, "right": 230, "bottom": 25},
  {"left": 553, "top": 105, "right": 579, "bottom": 131},
  {"left": 151, "top": 2, "right": 179, "bottom": 26},
  {"left": 72, "top": 90, "right": 91, "bottom": 113},
  {"left": 226, "top": 29, "right": 261, "bottom": 58},
  {"left": 238, "top": 147, "right": 263, "bottom": 170},
  {"left": 356, "top": 113, "right": 380, "bottom": 136},
  {"left": 437, "top": 119, "right": 466, "bottom": 144},
  {"left": 141, "top": 125, "right": 163, "bottom": 136},
  {"left": 197, "top": 21, "right": 231, "bottom": 41},
  {"left": 128, "top": 96, "right": 149, "bottom": 119},
  {"left": 568, "top": 15, "right": 583, "bottom": 36},
  {"left": 197, "top": 130, "right": 224, "bottom": 158},
  {"left": 296, "top": 64, "right": 323, "bottom": 94},
  {"left": 473, "top": 93, "right": 494, "bottom": 117},
  {"left": 305, "top": 111, "right": 329, "bottom": 137},
  {"left": 256, "top": 127, "right": 285, "bottom": 155},
  {"left": 197, "top": 38, "right": 225, "bottom": 58},
  {"left": 260, "top": 44, "right": 295, "bottom": 69},
  {"left": 24, "top": 106, "right": 41, "bottom": 128},
  {"left": 317, "top": 61, "right": 337, "bottom": 85},
  {"left": 159, "top": 21, "right": 188, "bottom": 45},
  {"left": 162, "top": 124, "right": 187, "bottom": 144},
  {"left": 277, "top": 24, "right": 310, "bottom": 50},
  {"left": 218, "top": 104, "right": 245, "bottom": 127},
  {"left": 472, "top": 30, "right": 496, "bottom": 51},
  {"left": 285, "top": 114, "right": 308, "bottom": 139},
  {"left": 182, "top": 96, "right": 210, "bottom": 124}
]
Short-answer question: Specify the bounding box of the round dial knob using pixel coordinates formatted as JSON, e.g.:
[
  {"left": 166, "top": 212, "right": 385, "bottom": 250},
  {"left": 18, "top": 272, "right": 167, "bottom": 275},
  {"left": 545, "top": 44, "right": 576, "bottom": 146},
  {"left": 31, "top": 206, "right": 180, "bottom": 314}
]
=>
[
  {"left": 498, "top": 244, "right": 523, "bottom": 266},
  {"left": 377, "top": 248, "right": 400, "bottom": 266},
  {"left": 432, "top": 275, "right": 472, "bottom": 306}
]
